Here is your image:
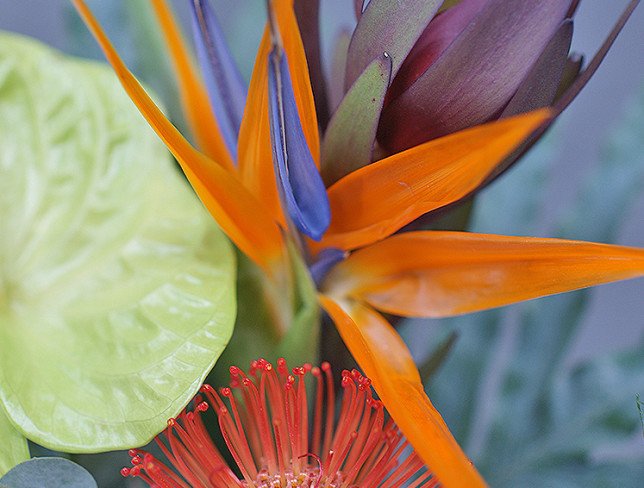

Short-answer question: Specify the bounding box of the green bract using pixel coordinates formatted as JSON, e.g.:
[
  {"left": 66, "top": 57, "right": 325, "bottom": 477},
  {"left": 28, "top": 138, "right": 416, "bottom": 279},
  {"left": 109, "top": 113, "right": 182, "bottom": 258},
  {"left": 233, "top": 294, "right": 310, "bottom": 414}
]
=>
[
  {"left": 215, "top": 243, "right": 319, "bottom": 381},
  {"left": 0, "top": 33, "right": 236, "bottom": 455}
]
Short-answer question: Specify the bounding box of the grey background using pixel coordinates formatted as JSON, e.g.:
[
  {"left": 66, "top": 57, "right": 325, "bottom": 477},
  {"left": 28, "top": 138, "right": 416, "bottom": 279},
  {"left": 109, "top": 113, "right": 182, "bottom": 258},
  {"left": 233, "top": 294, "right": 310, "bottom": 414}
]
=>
[{"left": 0, "top": 0, "right": 642, "bottom": 368}]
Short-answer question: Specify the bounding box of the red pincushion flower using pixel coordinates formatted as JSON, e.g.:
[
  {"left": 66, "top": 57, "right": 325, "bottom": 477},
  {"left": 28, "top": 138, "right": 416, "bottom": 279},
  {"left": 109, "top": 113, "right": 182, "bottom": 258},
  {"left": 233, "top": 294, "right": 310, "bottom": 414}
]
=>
[{"left": 122, "top": 359, "right": 436, "bottom": 488}]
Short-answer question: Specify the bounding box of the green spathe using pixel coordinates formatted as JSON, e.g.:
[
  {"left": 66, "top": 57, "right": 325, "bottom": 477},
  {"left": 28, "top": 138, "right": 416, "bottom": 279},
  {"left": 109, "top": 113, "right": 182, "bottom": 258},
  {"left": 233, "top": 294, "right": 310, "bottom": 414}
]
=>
[
  {"left": 0, "top": 406, "right": 28, "bottom": 477},
  {"left": 0, "top": 33, "right": 236, "bottom": 454}
]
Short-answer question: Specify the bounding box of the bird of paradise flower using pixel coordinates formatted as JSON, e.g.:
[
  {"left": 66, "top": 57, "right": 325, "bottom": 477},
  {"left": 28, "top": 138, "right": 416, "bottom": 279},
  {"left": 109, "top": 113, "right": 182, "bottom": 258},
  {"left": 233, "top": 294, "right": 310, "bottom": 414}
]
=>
[{"left": 72, "top": 0, "right": 643, "bottom": 486}]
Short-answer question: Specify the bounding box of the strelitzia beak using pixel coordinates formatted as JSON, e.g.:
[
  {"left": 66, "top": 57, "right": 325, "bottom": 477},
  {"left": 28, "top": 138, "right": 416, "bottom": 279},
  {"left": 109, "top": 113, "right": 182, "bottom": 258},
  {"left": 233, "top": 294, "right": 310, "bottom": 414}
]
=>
[{"left": 379, "top": 0, "right": 572, "bottom": 150}]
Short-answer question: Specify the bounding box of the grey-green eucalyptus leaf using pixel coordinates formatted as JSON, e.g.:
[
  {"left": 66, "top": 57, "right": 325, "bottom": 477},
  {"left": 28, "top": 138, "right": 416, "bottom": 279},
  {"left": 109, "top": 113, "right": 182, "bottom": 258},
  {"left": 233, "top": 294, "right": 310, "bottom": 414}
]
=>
[{"left": 0, "top": 458, "right": 96, "bottom": 488}]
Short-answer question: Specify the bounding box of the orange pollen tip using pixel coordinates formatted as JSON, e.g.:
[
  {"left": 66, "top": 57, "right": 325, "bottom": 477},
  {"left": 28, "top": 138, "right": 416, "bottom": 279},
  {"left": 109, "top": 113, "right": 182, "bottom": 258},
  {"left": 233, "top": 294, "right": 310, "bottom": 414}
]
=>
[{"left": 123, "top": 359, "right": 437, "bottom": 487}]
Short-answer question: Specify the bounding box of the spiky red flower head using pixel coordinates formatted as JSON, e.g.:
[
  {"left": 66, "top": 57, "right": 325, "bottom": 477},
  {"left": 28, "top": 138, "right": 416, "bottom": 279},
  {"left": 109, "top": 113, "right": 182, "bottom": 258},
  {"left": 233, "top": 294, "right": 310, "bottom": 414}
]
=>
[{"left": 122, "top": 359, "right": 437, "bottom": 487}]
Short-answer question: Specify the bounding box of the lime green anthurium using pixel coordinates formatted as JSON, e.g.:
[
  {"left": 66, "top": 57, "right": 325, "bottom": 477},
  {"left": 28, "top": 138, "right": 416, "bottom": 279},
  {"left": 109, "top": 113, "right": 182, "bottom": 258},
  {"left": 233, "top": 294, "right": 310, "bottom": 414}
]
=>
[
  {"left": 0, "top": 405, "right": 29, "bottom": 477},
  {"left": 0, "top": 33, "right": 236, "bottom": 452}
]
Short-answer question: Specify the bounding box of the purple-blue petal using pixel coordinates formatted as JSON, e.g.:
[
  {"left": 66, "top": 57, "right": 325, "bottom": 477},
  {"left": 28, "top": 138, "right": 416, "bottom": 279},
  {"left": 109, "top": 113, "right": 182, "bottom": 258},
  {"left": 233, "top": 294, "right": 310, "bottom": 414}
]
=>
[
  {"left": 379, "top": 0, "right": 572, "bottom": 151},
  {"left": 309, "top": 248, "right": 346, "bottom": 288},
  {"left": 190, "top": 0, "right": 247, "bottom": 160},
  {"left": 268, "top": 49, "right": 331, "bottom": 241}
]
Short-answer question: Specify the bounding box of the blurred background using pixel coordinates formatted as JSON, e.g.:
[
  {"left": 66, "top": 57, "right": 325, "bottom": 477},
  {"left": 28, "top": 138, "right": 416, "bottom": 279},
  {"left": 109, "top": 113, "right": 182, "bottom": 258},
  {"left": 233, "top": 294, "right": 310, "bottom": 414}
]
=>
[{"left": 1, "top": 1, "right": 642, "bottom": 486}]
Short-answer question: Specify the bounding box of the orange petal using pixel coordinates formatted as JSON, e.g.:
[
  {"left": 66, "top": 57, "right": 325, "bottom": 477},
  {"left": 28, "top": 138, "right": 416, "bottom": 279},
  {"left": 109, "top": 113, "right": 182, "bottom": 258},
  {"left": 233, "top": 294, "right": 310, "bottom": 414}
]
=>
[
  {"left": 238, "top": 0, "right": 320, "bottom": 225},
  {"left": 320, "top": 109, "right": 551, "bottom": 251},
  {"left": 318, "top": 295, "right": 487, "bottom": 488},
  {"left": 151, "top": 0, "right": 234, "bottom": 171},
  {"left": 72, "top": 0, "right": 284, "bottom": 273},
  {"left": 323, "top": 231, "right": 644, "bottom": 317}
]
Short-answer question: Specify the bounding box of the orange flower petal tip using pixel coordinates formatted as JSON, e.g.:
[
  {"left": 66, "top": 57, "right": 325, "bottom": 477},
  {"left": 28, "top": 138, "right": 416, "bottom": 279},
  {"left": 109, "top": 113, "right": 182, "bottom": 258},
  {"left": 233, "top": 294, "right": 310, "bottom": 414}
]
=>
[
  {"left": 318, "top": 295, "right": 487, "bottom": 488},
  {"left": 322, "top": 108, "right": 552, "bottom": 251}
]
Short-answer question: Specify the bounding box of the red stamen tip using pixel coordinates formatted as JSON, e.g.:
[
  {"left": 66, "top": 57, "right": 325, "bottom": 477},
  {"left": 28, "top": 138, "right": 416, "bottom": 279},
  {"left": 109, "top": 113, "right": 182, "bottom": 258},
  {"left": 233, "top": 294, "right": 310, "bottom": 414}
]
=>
[
  {"left": 125, "top": 359, "right": 434, "bottom": 487},
  {"left": 277, "top": 357, "right": 289, "bottom": 376}
]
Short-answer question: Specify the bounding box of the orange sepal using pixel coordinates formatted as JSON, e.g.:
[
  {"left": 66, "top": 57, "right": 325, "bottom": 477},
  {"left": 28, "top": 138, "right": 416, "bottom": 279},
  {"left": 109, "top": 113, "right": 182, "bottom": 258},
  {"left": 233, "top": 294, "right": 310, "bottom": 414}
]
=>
[
  {"left": 151, "top": 0, "right": 234, "bottom": 171},
  {"left": 73, "top": 0, "right": 284, "bottom": 273},
  {"left": 323, "top": 231, "right": 644, "bottom": 317},
  {"left": 320, "top": 109, "right": 551, "bottom": 251},
  {"left": 319, "top": 295, "right": 487, "bottom": 488},
  {"left": 237, "top": 0, "right": 320, "bottom": 225}
]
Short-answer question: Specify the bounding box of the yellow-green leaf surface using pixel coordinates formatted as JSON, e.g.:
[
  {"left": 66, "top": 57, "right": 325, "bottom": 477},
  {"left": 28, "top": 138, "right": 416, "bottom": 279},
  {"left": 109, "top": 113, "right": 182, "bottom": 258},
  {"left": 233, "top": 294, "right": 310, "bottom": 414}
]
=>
[
  {"left": 0, "top": 33, "right": 236, "bottom": 451},
  {"left": 0, "top": 405, "right": 29, "bottom": 476}
]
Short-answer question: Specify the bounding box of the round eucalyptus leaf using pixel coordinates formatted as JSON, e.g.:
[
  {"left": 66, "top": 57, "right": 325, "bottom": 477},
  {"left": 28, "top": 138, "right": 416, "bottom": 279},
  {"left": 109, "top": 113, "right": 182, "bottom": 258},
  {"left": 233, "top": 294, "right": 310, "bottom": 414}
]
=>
[
  {"left": 0, "top": 458, "right": 96, "bottom": 488},
  {"left": 0, "top": 33, "right": 236, "bottom": 451}
]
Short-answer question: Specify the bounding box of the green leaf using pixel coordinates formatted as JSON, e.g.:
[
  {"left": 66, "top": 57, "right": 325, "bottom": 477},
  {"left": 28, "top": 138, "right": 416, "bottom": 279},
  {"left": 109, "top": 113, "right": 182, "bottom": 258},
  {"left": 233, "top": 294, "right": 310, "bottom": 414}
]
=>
[
  {"left": 0, "top": 33, "right": 236, "bottom": 451},
  {"left": 0, "top": 405, "right": 29, "bottom": 476},
  {"left": 275, "top": 242, "right": 320, "bottom": 365},
  {"left": 0, "top": 458, "right": 97, "bottom": 488}
]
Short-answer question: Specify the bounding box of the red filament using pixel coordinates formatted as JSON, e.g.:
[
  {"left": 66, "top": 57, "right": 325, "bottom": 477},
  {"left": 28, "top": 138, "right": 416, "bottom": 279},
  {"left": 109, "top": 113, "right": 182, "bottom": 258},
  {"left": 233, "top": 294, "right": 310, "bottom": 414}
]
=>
[{"left": 123, "top": 359, "right": 437, "bottom": 487}]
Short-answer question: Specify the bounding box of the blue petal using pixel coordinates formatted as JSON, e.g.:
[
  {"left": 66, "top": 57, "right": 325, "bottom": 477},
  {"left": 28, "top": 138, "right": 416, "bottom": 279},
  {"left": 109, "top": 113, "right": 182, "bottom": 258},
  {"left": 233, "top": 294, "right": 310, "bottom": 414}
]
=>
[
  {"left": 309, "top": 248, "right": 346, "bottom": 288},
  {"left": 268, "top": 49, "right": 331, "bottom": 241},
  {"left": 190, "top": 0, "right": 247, "bottom": 159}
]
